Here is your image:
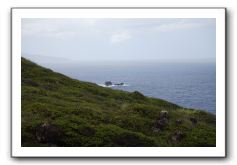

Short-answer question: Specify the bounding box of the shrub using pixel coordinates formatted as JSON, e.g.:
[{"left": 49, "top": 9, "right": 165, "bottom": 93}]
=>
[
  {"left": 95, "top": 124, "right": 156, "bottom": 147},
  {"left": 131, "top": 91, "right": 146, "bottom": 100}
]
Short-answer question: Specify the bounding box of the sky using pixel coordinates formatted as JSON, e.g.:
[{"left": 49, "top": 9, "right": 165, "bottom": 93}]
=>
[{"left": 22, "top": 18, "right": 216, "bottom": 63}]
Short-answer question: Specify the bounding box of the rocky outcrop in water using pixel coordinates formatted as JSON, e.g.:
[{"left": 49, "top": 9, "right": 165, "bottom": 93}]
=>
[
  {"left": 114, "top": 83, "right": 124, "bottom": 86},
  {"left": 105, "top": 81, "right": 112, "bottom": 86},
  {"left": 104, "top": 81, "right": 125, "bottom": 86}
]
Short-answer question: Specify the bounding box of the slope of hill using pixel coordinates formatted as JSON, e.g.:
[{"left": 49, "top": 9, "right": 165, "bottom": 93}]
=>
[{"left": 21, "top": 57, "right": 216, "bottom": 147}]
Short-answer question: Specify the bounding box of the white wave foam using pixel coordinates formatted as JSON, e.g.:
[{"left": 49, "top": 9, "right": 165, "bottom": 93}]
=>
[{"left": 98, "top": 83, "right": 129, "bottom": 87}]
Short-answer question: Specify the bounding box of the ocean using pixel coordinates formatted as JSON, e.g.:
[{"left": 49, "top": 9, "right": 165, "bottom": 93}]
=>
[{"left": 45, "top": 61, "right": 216, "bottom": 114}]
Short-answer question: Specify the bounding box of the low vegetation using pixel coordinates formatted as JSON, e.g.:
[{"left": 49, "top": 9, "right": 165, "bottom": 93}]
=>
[{"left": 21, "top": 57, "right": 216, "bottom": 147}]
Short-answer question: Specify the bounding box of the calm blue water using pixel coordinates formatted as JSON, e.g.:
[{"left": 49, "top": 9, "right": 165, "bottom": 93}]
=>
[{"left": 46, "top": 62, "right": 216, "bottom": 114}]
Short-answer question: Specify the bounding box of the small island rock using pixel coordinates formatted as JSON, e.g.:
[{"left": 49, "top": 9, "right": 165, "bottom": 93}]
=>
[
  {"left": 115, "top": 82, "right": 124, "bottom": 86},
  {"left": 105, "top": 81, "right": 112, "bottom": 86}
]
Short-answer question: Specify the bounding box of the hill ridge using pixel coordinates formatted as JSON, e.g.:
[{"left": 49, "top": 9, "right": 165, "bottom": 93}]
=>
[{"left": 21, "top": 57, "right": 216, "bottom": 147}]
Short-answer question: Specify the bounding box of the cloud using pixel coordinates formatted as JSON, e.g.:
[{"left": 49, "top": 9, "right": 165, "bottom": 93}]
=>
[
  {"left": 152, "top": 20, "right": 204, "bottom": 32},
  {"left": 22, "top": 18, "right": 215, "bottom": 43},
  {"left": 110, "top": 31, "right": 132, "bottom": 44},
  {"left": 21, "top": 19, "right": 98, "bottom": 39},
  {"left": 22, "top": 18, "right": 215, "bottom": 62}
]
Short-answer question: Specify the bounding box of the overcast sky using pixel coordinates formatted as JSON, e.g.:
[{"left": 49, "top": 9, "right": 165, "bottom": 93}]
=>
[{"left": 22, "top": 18, "right": 216, "bottom": 63}]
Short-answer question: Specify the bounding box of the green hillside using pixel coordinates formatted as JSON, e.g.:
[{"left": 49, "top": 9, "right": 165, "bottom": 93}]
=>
[{"left": 21, "top": 57, "right": 216, "bottom": 147}]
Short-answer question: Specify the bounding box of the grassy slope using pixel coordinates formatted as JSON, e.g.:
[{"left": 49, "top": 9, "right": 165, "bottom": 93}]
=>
[{"left": 21, "top": 57, "right": 216, "bottom": 147}]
